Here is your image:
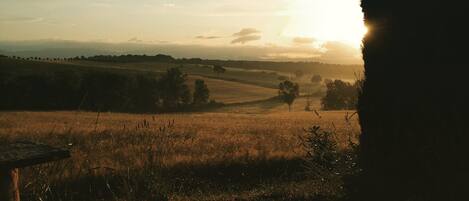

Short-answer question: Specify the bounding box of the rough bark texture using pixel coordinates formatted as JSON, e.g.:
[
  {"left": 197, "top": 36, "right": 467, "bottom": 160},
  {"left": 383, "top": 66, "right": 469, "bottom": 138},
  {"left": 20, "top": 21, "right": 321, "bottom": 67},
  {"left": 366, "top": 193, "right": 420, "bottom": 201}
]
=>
[
  {"left": 0, "top": 169, "right": 20, "bottom": 201},
  {"left": 358, "top": 0, "right": 469, "bottom": 200}
]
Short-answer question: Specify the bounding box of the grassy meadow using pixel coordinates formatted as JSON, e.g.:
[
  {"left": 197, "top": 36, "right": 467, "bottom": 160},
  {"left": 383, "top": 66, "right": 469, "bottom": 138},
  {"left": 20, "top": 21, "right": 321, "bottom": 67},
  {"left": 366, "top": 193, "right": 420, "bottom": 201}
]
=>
[
  {"left": 0, "top": 105, "right": 359, "bottom": 201},
  {"left": 1, "top": 58, "right": 361, "bottom": 200}
]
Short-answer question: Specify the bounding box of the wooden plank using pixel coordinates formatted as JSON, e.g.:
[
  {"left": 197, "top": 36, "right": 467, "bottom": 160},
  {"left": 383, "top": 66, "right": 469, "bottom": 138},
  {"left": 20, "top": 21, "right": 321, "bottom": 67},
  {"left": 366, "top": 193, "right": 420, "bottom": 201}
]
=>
[
  {"left": 0, "top": 168, "right": 20, "bottom": 201},
  {"left": 0, "top": 141, "right": 70, "bottom": 169}
]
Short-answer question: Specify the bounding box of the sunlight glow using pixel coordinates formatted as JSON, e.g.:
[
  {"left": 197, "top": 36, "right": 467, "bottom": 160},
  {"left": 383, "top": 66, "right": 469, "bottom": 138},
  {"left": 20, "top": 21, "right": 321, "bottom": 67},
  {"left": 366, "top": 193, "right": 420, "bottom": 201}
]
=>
[{"left": 284, "top": 0, "right": 367, "bottom": 48}]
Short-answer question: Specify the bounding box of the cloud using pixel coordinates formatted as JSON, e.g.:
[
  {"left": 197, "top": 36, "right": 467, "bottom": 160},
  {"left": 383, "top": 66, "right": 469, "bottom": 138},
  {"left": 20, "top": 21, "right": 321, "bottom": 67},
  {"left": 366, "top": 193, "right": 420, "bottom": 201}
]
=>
[
  {"left": 195, "top": 36, "right": 221, "bottom": 40},
  {"left": 261, "top": 52, "right": 321, "bottom": 60},
  {"left": 315, "top": 41, "right": 363, "bottom": 64},
  {"left": 233, "top": 28, "right": 260, "bottom": 37},
  {"left": 163, "top": 3, "right": 176, "bottom": 8},
  {"left": 231, "top": 35, "right": 261, "bottom": 44},
  {"left": 231, "top": 28, "right": 261, "bottom": 44},
  {"left": 0, "top": 16, "right": 44, "bottom": 23},
  {"left": 292, "top": 37, "right": 315, "bottom": 45},
  {"left": 128, "top": 37, "right": 143, "bottom": 43}
]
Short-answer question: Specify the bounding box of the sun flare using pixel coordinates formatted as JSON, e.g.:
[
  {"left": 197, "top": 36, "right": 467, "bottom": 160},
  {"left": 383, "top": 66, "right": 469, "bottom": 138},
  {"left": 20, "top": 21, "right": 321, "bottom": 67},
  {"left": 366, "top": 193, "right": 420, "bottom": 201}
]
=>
[{"left": 284, "top": 0, "right": 367, "bottom": 48}]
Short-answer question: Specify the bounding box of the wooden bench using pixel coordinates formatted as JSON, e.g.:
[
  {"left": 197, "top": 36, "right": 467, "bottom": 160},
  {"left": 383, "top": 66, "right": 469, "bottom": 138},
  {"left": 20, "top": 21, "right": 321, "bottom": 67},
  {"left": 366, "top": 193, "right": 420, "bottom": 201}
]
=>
[{"left": 0, "top": 142, "right": 70, "bottom": 201}]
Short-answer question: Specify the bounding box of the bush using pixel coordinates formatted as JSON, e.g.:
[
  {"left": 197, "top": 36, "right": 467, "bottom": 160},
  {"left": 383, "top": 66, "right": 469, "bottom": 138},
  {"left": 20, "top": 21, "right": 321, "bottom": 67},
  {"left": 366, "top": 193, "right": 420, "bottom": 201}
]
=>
[{"left": 300, "top": 125, "right": 359, "bottom": 200}]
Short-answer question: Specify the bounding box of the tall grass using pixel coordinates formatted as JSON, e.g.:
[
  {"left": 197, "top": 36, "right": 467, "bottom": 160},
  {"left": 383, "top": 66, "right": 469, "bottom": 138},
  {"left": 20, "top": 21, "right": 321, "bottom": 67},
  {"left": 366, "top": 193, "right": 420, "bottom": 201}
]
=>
[{"left": 0, "top": 111, "right": 359, "bottom": 200}]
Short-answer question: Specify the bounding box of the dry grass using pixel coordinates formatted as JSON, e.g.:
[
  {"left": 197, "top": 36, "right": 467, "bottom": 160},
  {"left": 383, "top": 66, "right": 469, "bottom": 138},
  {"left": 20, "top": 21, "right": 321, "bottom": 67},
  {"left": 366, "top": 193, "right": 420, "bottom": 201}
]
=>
[
  {"left": 214, "top": 97, "right": 322, "bottom": 114},
  {"left": 0, "top": 109, "right": 358, "bottom": 200},
  {"left": 186, "top": 75, "right": 276, "bottom": 104}
]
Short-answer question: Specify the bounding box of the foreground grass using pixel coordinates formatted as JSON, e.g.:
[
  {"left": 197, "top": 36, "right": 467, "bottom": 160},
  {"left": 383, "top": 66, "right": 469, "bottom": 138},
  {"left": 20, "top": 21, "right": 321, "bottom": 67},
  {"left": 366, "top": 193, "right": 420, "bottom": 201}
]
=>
[{"left": 0, "top": 111, "right": 358, "bottom": 200}]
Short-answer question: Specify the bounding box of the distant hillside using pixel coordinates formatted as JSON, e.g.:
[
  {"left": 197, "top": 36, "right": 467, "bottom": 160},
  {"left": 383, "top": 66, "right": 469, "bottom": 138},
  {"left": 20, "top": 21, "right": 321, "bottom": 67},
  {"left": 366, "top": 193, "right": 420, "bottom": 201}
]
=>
[
  {"left": 184, "top": 59, "right": 363, "bottom": 76},
  {"left": 0, "top": 58, "right": 277, "bottom": 105},
  {"left": 82, "top": 54, "right": 363, "bottom": 79},
  {"left": 0, "top": 40, "right": 363, "bottom": 64}
]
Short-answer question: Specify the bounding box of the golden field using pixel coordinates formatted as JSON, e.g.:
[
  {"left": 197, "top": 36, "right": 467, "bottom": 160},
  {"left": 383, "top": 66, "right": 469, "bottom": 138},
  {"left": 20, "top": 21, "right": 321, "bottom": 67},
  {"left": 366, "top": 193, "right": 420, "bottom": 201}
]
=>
[
  {"left": 0, "top": 105, "right": 359, "bottom": 201},
  {"left": 186, "top": 75, "right": 277, "bottom": 104},
  {"left": 0, "top": 58, "right": 359, "bottom": 200}
]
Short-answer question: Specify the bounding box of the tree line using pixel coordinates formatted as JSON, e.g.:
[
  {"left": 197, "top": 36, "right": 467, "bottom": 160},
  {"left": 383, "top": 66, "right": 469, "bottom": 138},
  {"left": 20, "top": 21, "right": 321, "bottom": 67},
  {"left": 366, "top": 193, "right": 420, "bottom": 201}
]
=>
[
  {"left": 0, "top": 67, "right": 218, "bottom": 113},
  {"left": 71, "top": 54, "right": 361, "bottom": 76}
]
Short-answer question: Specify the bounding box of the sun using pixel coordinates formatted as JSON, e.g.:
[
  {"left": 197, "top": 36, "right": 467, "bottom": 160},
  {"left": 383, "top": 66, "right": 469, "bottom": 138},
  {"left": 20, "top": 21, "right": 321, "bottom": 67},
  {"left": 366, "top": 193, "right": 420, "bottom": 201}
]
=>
[{"left": 283, "top": 0, "right": 367, "bottom": 48}]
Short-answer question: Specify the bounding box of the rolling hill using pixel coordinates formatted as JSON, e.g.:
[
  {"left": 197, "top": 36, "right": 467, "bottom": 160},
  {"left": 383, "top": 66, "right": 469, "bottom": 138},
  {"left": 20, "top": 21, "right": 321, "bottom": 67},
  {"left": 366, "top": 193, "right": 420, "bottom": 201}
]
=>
[{"left": 0, "top": 58, "right": 277, "bottom": 105}]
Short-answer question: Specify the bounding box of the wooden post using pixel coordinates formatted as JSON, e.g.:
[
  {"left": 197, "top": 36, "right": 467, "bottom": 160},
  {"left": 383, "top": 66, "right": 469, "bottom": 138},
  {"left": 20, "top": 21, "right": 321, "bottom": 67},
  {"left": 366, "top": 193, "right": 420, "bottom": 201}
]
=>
[
  {"left": 0, "top": 168, "right": 20, "bottom": 201},
  {"left": 1, "top": 142, "right": 70, "bottom": 201}
]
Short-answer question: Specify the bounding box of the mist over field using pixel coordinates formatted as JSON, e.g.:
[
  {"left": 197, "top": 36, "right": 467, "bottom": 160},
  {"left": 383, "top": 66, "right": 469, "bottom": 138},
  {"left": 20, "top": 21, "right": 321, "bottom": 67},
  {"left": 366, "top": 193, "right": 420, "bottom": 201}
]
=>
[{"left": 0, "top": 39, "right": 364, "bottom": 64}]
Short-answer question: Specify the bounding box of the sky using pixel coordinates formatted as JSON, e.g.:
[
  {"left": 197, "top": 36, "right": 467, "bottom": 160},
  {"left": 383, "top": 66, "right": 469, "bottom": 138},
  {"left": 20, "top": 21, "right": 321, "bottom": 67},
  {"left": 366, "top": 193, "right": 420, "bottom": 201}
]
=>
[{"left": 0, "top": 0, "right": 367, "bottom": 64}]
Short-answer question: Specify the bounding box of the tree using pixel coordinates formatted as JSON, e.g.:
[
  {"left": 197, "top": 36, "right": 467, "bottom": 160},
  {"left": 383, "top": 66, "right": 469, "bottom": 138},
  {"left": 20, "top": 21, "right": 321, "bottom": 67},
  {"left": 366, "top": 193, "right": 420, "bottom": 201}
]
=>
[
  {"left": 193, "top": 79, "right": 210, "bottom": 106},
  {"left": 158, "top": 68, "right": 191, "bottom": 110},
  {"left": 355, "top": 1, "right": 469, "bottom": 201},
  {"left": 311, "top": 75, "right": 322, "bottom": 84},
  {"left": 278, "top": 80, "right": 299, "bottom": 112},
  {"left": 213, "top": 65, "right": 226, "bottom": 76},
  {"left": 321, "top": 80, "right": 358, "bottom": 110}
]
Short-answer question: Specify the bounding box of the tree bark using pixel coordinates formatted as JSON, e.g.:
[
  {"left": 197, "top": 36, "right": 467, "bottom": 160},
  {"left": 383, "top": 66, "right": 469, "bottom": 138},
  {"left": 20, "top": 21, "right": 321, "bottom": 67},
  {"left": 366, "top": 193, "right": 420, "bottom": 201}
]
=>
[
  {"left": 357, "top": 0, "right": 469, "bottom": 200},
  {"left": 0, "top": 169, "right": 20, "bottom": 201}
]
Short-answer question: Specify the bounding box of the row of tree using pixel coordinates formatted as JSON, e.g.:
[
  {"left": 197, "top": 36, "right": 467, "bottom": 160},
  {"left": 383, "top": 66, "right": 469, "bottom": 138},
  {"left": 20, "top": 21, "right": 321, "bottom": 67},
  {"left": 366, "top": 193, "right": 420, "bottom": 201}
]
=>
[{"left": 0, "top": 67, "right": 217, "bottom": 113}]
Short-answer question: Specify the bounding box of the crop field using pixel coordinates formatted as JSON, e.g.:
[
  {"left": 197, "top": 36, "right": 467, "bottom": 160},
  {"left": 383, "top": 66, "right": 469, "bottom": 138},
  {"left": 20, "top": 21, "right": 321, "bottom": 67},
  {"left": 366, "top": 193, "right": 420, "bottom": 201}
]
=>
[
  {"left": 1, "top": 58, "right": 360, "bottom": 200},
  {"left": 1, "top": 59, "right": 278, "bottom": 104},
  {"left": 186, "top": 75, "right": 277, "bottom": 104},
  {"left": 0, "top": 108, "right": 359, "bottom": 201},
  {"left": 61, "top": 60, "right": 340, "bottom": 92}
]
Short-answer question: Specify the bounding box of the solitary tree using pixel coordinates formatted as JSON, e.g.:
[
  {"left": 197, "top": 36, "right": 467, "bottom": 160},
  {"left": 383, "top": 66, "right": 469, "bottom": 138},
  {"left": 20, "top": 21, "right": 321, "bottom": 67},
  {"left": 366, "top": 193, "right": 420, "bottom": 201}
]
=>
[
  {"left": 213, "top": 65, "right": 226, "bottom": 76},
  {"left": 278, "top": 80, "right": 299, "bottom": 112},
  {"left": 193, "top": 79, "right": 210, "bottom": 106}
]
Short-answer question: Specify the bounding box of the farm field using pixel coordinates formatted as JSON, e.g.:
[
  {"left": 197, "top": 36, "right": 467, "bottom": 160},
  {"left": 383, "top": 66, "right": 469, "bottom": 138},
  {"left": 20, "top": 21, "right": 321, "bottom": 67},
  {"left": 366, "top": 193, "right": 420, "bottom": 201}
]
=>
[
  {"left": 0, "top": 59, "right": 278, "bottom": 104},
  {"left": 61, "top": 60, "right": 335, "bottom": 93},
  {"left": 186, "top": 75, "right": 277, "bottom": 104},
  {"left": 62, "top": 60, "right": 286, "bottom": 89},
  {"left": 1, "top": 57, "right": 360, "bottom": 200},
  {"left": 0, "top": 109, "right": 359, "bottom": 201}
]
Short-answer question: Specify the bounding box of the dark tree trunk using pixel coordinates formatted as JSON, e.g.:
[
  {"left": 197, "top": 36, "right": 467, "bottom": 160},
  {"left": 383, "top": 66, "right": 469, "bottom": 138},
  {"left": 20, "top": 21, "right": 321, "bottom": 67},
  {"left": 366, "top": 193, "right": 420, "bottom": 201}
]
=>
[{"left": 357, "top": 1, "right": 469, "bottom": 201}]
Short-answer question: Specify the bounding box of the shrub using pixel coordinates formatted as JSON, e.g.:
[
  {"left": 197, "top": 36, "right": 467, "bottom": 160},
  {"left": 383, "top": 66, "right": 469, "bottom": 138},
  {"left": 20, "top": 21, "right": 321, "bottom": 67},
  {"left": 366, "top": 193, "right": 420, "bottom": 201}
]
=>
[{"left": 300, "top": 125, "right": 359, "bottom": 200}]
